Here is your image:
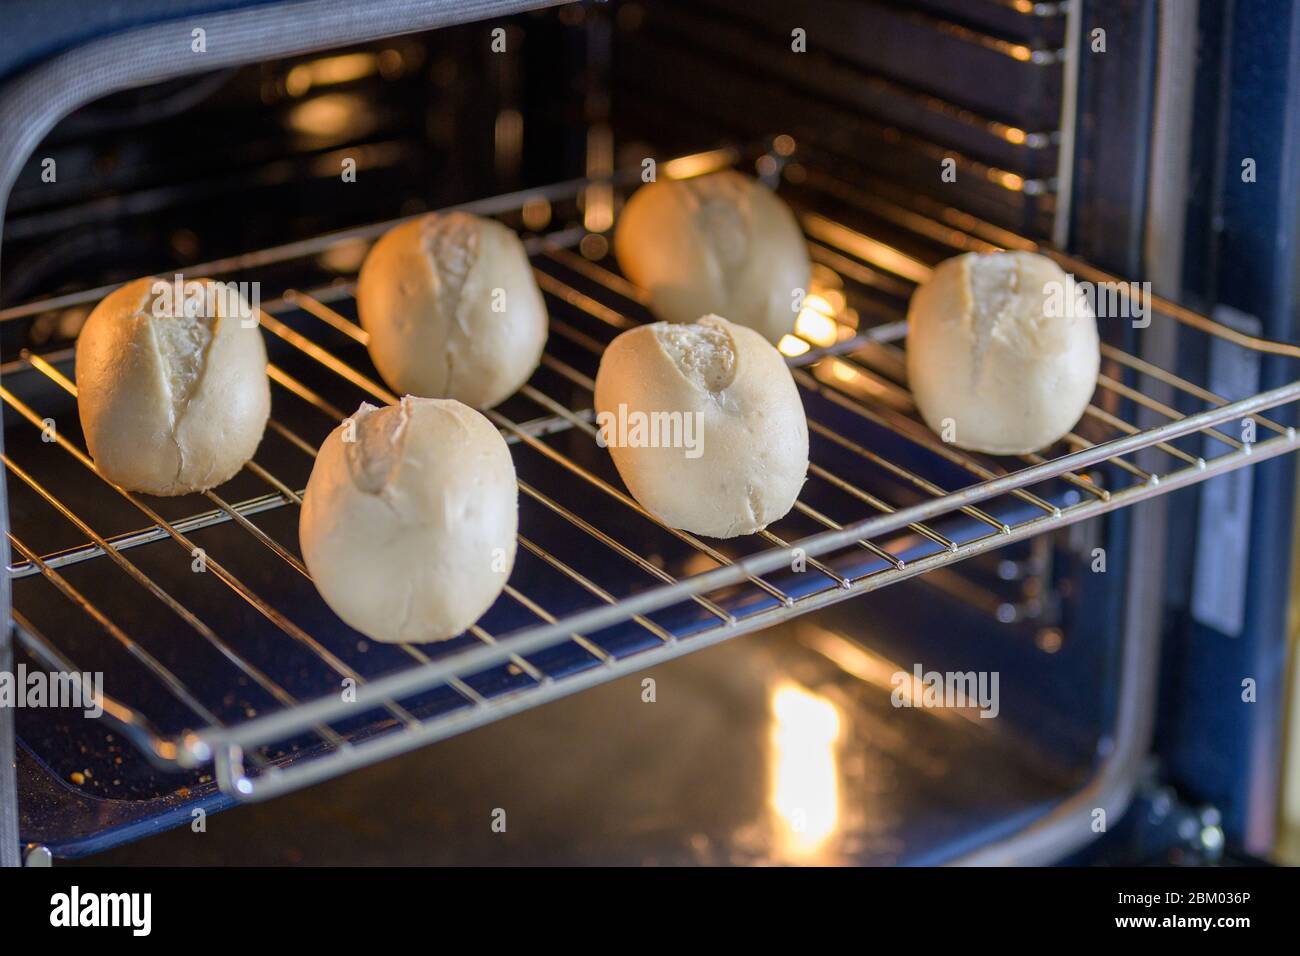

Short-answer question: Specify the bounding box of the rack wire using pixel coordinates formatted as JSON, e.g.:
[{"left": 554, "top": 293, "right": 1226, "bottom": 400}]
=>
[{"left": 4, "top": 146, "right": 1299, "bottom": 800}]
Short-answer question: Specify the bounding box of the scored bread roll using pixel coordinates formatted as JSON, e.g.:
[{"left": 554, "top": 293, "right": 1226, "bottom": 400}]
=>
[
  {"left": 299, "top": 396, "right": 517, "bottom": 644},
  {"left": 906, "top": 250, "right": 1100, "bottom": 455},
  {"left": 357, "top": 211, "right": 547, "bottom": 409},
  {"left": 613, "top": 171, "right": 810, "bottom": 343},
  {"left": 594, "top": 313, "right": 808, "bottom": 538},
  {"left": 75, "top": 275, "right": 270, "bottom": 496}
]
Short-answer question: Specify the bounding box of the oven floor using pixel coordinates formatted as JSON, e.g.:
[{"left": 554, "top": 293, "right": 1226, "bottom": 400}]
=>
[{"left": 64, "top": 611, "right": 1083, "bottom": 866}]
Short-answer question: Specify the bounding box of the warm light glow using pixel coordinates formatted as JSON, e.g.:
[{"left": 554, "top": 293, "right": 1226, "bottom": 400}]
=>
[
  {"left": 778, "top": 334, "right": 811, "bottom": 357},
  {"left": 804, "top": 292, "right": 834, "bottom": 315},
  {"left": 521, "top": 196, "right": 553, "bottom": 232},
  {"left": 586, "top": 123, "right": 613, "bottom": 178},
  {"left": 816, "top": 358, "right": 904, "bottom": 407},
  {"left": 583, "top": 181, "right": 615, "bottom": 234},
  {"left": 583, "top": 124, "right": 615, "bottom": 234},
  {"left": 830, "top": 358, "right": 859, "bottom": 384},
  {"left": 377, "top": 48, "right": 405, "bottom": 79},
  {"left": 579, "top": 233, "right": 610, "bottom": 261},
  {"left": 801, "top": 624, "right": 985, "bottom": 724},
  {"left": 811, "top": 262, "right": 844, "bottom": 289},
  {"left": 661, "top": 147, "right": 738, "bottom": 180},
  {"left": 801, "top": 628, "right": 902, "bottom": 691},
  {"left": 287, "top": 93, "right": 369, "bottom": 138},
  {"left": 769, "top": 682, "right": 842, "bottom": 859},
  {"left": 801, "top": 214, "right": 932, "bottom": 284},
  {"left": 495, "top": 109, "right": 524, "bottom": 179},
  {"left": 318, "top": 238, "right": 370, "bottom": 274},
  {"left": 286, "top": 53, "right": 378, "bottom": 96},
  {"left": 794, "top": 295, "right": 839, "bottom": 347},
  {"left": 680, "top": 551, "right": 716, "bottom": 577}
]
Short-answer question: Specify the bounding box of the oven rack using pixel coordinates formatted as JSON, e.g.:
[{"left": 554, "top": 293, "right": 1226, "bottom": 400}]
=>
[{"left": 4, "top": 147, "right": 1300, "bottom": 802}]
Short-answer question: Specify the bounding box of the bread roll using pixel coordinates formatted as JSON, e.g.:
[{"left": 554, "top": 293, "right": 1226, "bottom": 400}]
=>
[
  {"left": 299, "top": 396, "right": 517, "bottom": 644},
  {"left": 357, "top": 211, "right": 547, "bottom": 409},
  {"left": 594, "top": 314, "right": 808, "bottom": 538},
  {"left": 613, "top": 171, "right": 810, "bottom": 343},
  {"left": 75, "top": 275, "right": 270, "bottom": 496},
  {"left": 906, "top": 251, "right": 1100, "bottom": 455}
]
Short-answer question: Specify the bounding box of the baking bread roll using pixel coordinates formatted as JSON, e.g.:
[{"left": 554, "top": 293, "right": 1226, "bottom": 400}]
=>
[
  {"left": 75, "top": 275, "right": 270, "bottom": 496},
  {"left": 906, "top": 250, "right": 1100, "bottom": 455},
  {"left": 594, "top": 314, "right": 808, "bottom": 538},
  {"left": 299, "top": 396, "right": 517, "bottom": 644},
  {"left": 357, "top": 211, "right": 547, "bottom": 409},
  {"left": 614, "top": 171, "right": 810, "bottom": 343}
]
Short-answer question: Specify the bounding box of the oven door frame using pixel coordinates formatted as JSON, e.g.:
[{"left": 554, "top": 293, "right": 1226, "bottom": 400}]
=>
[{"left": 3, "top": 0, "right": 1287, "bottom": 867}]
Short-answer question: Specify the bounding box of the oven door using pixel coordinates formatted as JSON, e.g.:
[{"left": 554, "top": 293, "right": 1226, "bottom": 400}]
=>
[{"left": 1, "top": 0, "right": 1298, "bottom": 868}]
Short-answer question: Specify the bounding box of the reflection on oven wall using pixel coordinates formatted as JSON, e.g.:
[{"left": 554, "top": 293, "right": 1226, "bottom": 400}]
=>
[
  {"left": 0, "top": 0, "right": 1297, "bottom": 868},
  {"left": 0, "top": 13, "right": 591, "bottom": 330}
]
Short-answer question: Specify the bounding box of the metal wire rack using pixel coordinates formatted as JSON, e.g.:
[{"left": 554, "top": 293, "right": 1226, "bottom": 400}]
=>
[{"left": 4, "top": 146, "right": 1299, "bottom": 801}]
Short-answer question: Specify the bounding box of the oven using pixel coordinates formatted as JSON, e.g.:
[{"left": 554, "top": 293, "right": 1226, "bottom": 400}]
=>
[{"left": 1, "top": 0, "right": 1299, "bottom": 867}]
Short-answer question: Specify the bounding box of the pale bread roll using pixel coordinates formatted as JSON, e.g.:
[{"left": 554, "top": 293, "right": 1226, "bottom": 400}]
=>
[
  {"left": 906, "top": 251, "right": 1100, "bottom": 455},
  {"left": 613, "top": 171, "right": 810, "bottom": 342},
  {"left": 75, "top": 275, "right": 270, "bottom": 496},
  {"left": 594, "top": 314, "right": 808, "bottom": 538},
  {"left": 357, "top": 211, "right": 547, "bottom": 409},
  {"left": 299, "top": 396, "right": 517, "bottom": 644}
]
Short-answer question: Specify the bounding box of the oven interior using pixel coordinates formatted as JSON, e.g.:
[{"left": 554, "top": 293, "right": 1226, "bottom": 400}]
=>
[{"left": 2, "top": 1, "right": 1297, "bottom": 865}]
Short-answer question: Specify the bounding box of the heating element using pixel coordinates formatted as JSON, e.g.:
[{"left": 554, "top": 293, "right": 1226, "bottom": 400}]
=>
[{"left": 5, "top": 144, "right": 1299, "bottom": 804}]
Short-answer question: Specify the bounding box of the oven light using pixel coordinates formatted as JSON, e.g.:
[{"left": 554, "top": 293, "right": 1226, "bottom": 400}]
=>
[{"left": 769, "top": 681, "right": 842, "bottom": 860}]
